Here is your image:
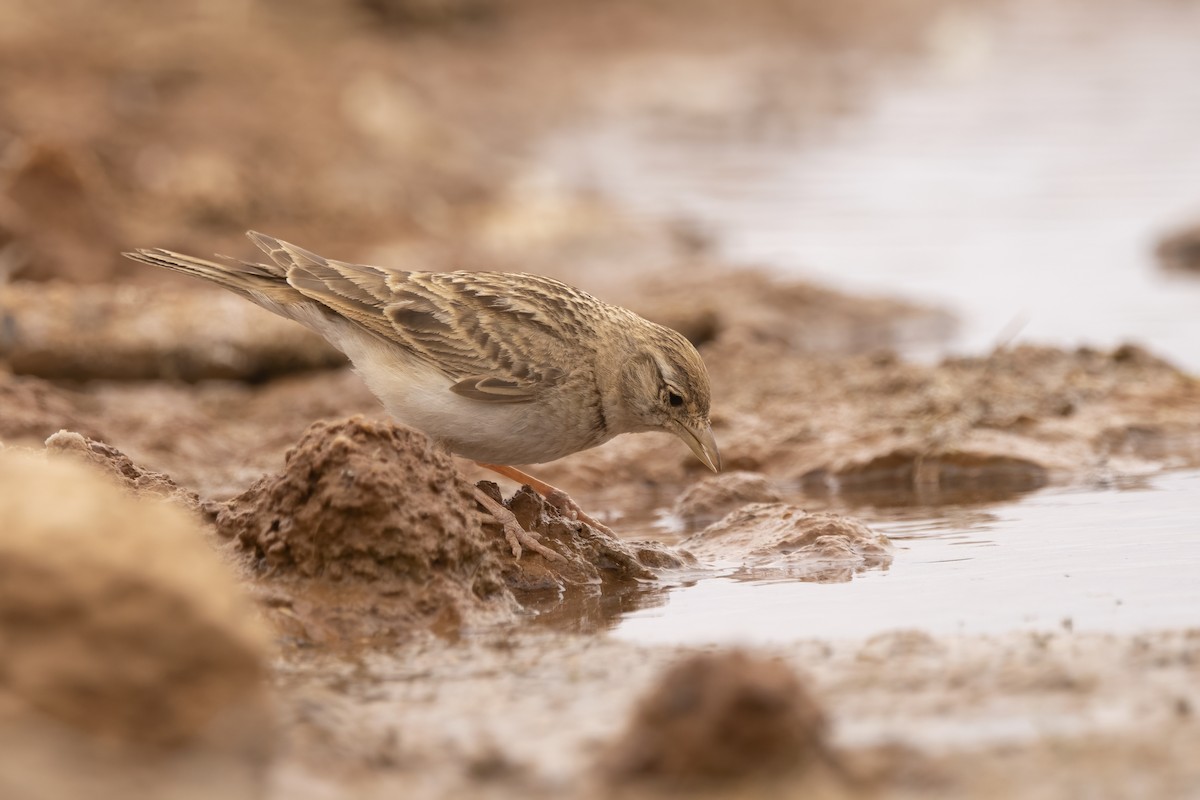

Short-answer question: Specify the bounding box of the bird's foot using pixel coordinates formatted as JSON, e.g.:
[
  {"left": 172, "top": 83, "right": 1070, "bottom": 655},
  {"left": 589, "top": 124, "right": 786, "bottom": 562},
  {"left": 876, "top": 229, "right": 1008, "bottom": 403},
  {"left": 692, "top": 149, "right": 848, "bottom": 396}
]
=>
[
  {"left": 476, "top": 462, "right": 620, "bottom": 539},
  {"left": 472, "top": 486, "right": 565, "bottom": 562}
]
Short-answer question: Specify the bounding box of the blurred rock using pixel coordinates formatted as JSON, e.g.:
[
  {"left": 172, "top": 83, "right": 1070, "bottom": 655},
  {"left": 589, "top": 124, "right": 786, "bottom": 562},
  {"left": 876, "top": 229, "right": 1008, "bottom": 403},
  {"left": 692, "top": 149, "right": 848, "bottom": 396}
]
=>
[
  {"left": 0, "top": 450, "right": 272, "bottom": 800},
  {"left": 1156, "top": 222, "right": 1200, "bottom": 274},
  {"left": 605, "top": 649, "right": 829, "bottom": 785},
  {"left": 0, "top": 281, "right": 345, "bottom": 381},
  {"left": 0, "top": 141, "right": 127, "bottom": 282},
  {"left": 673, "top": 470, "right": 781, "bottom": 529}
]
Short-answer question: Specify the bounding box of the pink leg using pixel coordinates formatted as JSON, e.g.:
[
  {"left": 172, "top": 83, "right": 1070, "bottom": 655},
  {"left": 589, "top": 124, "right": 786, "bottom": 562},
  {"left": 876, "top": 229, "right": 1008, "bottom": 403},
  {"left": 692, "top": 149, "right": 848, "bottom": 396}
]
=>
[
  {"left": 475, "top": 463, "right": 619, "bottom": 539},
  {"left": 472, "top": 486, "right": 565, "bottom": 562}
]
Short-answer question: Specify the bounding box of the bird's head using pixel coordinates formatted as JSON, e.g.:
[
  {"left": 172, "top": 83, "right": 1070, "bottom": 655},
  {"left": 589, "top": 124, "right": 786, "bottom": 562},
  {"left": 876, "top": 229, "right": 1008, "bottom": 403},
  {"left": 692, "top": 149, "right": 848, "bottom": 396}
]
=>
[{"left": 613, "top": 322, "right": 721, "bottom": 473}]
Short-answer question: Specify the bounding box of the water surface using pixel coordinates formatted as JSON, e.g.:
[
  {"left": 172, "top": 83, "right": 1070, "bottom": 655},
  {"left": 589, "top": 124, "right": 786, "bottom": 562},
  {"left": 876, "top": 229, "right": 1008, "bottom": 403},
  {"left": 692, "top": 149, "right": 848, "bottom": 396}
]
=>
[
  {"left": 543, "top": 0, "right": 1200, "bottom": 641},
  {"left": 615, "top": 469, "right": 1200, "bottom": 643}
]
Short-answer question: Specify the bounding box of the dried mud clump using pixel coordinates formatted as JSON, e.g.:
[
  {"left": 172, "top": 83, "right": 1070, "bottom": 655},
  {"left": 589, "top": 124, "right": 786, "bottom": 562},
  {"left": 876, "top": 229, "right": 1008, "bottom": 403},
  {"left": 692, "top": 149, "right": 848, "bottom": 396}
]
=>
[
  {"left": 673, "top": 470, "right": 782, "bottom": 528},
  {"left": 606, "top": 650, "right": 829, "bottom": 785},
  {"left": 684, "top": 503, "right": 892, "bottom": 582},
  {"left": 215, "top": 416, "right": 510, "bottom": 632},
  {"left": 44, "top": 429, "right": 199, "bottom": 509},
  {"left": 0, "top": 451, "right": 271, "bottom": 798}
]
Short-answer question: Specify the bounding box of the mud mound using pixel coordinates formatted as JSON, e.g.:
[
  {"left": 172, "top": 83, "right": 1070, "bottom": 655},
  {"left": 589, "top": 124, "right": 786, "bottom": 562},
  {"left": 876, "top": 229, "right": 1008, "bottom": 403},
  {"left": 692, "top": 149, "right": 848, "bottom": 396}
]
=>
[
  {"left": 480, "top": 483, "right": 694, "bottom": 593},
  {"left": 673, "top": 470, "right": 781, "bottom": 528},
  {"left": 44, "top": 429, "right": 199, "bottom": 509},
  {"left": 0, "top": 281, "right": 345, "bottom": 381},
  {"left": 217, "top": 416, "right": 496, "bottom": 583},
  {"left": 0, "top": 449, "right": 271, "bottom": 793},
  {"left": 605, "top": 650, "right": 829, "bottom": 784},
  {"left": 215, "top": 416, "right": 511, "bottom": 637},
  {"left": 684, "top": 503, "right": 892, "bottom": 582}
]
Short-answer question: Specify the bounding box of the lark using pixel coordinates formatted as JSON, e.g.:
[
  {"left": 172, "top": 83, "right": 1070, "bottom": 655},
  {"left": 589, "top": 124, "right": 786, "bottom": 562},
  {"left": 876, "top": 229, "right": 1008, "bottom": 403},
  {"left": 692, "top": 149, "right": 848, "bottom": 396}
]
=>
[{"left": 125, "top": 232, "right": 720, "bottom": 559}]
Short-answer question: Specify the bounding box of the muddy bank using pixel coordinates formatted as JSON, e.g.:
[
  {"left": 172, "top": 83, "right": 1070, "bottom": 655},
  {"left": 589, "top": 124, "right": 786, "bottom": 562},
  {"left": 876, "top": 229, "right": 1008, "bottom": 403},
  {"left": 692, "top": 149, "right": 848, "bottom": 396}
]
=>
[
  {"left": 541, "top": 338, "right": 1200, "bottom": 504},
  {"left": 6, "top": 264, "right": 1196, "bottom": 511},
  {"left": 3, "top": 0, "right": 1200, "bottom": 798},
  {"left": 268, "top": 626, "right": 1200, "bottom": 799}
]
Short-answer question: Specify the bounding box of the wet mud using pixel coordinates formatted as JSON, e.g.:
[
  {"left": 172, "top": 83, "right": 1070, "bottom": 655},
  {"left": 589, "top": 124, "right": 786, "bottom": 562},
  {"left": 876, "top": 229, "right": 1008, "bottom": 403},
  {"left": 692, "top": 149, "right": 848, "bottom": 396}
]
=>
[{"left": 3, "top": 0, "right": 1200, "bottom": 797}]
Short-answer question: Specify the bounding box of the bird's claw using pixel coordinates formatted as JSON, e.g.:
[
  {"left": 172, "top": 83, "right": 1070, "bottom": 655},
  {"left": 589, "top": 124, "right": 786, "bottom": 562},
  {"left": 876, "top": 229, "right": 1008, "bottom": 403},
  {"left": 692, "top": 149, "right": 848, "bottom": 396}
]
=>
[{"left": 473, "top": 485, "right": 566, "bottom": 562}]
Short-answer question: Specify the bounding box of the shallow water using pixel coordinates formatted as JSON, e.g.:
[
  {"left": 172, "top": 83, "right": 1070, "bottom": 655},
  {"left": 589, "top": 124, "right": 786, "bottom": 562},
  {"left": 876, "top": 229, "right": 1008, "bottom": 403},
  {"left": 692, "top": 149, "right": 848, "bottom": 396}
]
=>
[
  {"left": 542, "top": 0, "right": 1200, "bottom": 640},
  {"left": 614, "top": 469, "right": 1200, "bottom": 643},
  {"left": 547, "top": 0, "right": 1200, "bottom": 371}
]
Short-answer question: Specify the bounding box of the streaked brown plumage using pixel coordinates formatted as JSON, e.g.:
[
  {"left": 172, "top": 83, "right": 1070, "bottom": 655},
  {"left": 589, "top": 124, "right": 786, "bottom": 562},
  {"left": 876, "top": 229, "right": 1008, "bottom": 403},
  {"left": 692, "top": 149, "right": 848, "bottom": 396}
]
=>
[{"left": 124, "top": 232, "right": 720, "bottom": 557}]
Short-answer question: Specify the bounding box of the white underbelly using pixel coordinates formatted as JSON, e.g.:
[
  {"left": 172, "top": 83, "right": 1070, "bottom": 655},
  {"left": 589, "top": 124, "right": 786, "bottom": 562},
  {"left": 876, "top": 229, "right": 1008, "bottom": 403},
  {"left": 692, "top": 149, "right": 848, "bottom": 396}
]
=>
[{"left": 332, "top": 325, "right": 602, "bottom": 464}]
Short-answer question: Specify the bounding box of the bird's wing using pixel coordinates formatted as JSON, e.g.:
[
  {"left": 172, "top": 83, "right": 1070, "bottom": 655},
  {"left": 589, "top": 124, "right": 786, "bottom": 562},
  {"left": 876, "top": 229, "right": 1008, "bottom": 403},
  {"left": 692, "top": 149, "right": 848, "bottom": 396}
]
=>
[{"left": 248, "top": 231, "right": 591, "bottom": 403}]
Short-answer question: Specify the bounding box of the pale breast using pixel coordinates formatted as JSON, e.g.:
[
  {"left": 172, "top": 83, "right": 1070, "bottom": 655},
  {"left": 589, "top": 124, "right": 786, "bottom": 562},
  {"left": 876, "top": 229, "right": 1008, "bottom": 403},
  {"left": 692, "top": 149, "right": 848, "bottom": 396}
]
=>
[{"left": 332, "top": 324, "right": 609, "bottom": 464}]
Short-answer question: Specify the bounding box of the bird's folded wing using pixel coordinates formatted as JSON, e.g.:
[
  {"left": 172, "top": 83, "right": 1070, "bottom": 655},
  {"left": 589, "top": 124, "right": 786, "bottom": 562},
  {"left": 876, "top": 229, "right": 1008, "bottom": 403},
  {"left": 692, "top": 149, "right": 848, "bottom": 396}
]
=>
[{"left": 248, "top": 232, "right": 579, "bottom": 403}]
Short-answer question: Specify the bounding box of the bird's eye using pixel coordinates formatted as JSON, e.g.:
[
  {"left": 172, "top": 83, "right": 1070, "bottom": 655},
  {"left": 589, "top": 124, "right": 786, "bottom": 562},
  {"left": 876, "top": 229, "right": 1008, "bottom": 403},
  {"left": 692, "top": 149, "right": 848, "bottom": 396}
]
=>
[{"left": 668, "top": 391, "right": 684, "bottom": 407}]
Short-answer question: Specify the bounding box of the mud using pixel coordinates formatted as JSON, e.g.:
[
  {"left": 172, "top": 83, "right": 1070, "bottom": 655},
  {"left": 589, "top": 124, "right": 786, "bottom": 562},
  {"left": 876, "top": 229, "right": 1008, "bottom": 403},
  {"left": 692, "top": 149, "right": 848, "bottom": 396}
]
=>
[
  {"left": 0, "top": 451, "right": 271, "bottom": 799},
  {"left": 604, "top": 650, "right": 830, "bottom": 785},
  {"left": 211, "top": 416, "right": 506, "bottom": 643},
  {"left": 44, "top": 429, "right": 200, "bottom": 509},
  {"left": 683, "top": 504, "right": 893, "bottom": 582},
  {"left": 2, "top": 0, "right": 1200, "bottom": 797},
  {"left": 672, "top": 470, "right": 781, "bottom": 530}
]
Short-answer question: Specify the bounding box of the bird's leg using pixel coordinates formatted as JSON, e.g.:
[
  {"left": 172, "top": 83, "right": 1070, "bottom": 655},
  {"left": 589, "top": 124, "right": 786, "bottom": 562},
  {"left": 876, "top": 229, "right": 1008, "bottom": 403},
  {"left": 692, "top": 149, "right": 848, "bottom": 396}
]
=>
[
  {"left": 475, "top": 463, "right": 620, "bottom": 539},
  {"left": 472, "top": 485, "right": 565, "bottom": 562}
]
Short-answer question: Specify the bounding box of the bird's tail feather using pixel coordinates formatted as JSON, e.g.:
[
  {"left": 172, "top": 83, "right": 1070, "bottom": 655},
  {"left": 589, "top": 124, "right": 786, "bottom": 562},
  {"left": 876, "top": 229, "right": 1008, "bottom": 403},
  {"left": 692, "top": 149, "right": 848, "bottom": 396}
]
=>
[{"left": 122, "top": 246, "right": 301, "bottom": 307}]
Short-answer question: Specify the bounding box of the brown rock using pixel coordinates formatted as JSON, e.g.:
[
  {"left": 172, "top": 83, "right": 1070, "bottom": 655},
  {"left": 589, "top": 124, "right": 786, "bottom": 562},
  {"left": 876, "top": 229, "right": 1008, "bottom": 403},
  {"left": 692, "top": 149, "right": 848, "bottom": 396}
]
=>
[{"left": 605, "top": 650, "right": 829, "bottom": 784}]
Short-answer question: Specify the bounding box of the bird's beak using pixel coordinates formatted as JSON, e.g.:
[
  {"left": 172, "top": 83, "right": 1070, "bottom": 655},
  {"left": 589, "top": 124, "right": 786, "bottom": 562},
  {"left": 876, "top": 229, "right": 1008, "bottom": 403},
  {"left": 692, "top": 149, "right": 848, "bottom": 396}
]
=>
[{"left": 673, "top": 419, "right": 722, "bottom": 473}]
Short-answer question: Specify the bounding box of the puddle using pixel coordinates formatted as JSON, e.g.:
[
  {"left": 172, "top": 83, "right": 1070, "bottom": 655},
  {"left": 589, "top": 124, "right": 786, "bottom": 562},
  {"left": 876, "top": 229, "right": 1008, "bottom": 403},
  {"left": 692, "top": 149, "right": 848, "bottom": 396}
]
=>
[
  {"left": 613, "top": 469, "right": 1200, "bottom": 643},
  {"left": 532, "top": 0, "right": 1200, "bottom": 643},
  {"left": 545, "top": 0, "right": 1200, "bottom": 371}
]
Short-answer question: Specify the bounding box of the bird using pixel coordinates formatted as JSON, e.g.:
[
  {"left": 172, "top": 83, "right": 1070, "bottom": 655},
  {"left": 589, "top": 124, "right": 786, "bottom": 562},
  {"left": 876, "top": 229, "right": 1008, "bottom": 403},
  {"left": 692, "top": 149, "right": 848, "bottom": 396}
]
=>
[{"left": 124, "top": 232, "right": 720, "bottom": 559}]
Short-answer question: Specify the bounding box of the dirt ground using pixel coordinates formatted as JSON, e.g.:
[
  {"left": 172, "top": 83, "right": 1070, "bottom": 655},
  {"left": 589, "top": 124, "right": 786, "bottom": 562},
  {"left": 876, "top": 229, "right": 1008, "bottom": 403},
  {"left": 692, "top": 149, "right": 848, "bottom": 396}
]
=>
[{"left": 2, "top": 0, "right": 1200, "bottom": 798}]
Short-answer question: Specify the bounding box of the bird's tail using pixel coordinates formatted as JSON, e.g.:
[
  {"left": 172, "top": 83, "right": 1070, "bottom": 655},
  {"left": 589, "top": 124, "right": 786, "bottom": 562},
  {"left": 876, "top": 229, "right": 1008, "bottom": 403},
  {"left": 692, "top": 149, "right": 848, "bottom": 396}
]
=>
[{"left": 123, "top": 236, "right": 312, "bottom": 314}]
